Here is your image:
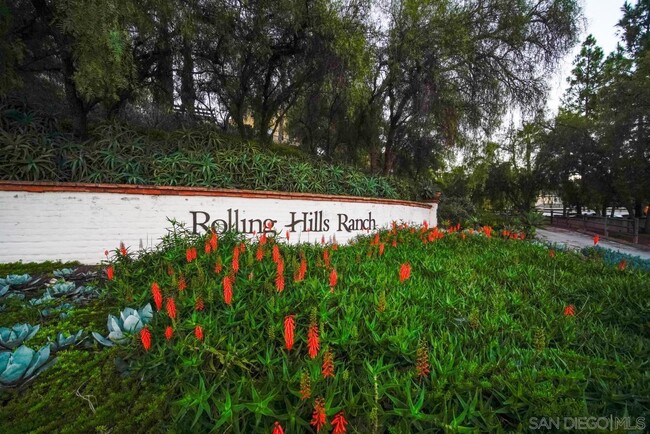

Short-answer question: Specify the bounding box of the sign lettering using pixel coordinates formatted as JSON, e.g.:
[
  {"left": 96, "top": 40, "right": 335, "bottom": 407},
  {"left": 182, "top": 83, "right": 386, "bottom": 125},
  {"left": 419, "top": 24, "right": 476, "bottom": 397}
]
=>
[{"left": 191, "top": 209, "right": 377, "bottom": 235}]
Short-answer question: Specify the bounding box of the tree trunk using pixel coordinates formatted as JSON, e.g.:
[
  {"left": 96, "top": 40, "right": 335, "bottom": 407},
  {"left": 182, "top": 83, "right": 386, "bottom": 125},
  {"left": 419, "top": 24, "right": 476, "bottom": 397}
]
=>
[
  {"left": 258, "top": 113, "right": 272, "bottom": 145},
  {"left": 106, "top": 98, "right": 126, "bottom": 120},
  {"left": 634, "top": 199, "right": 642, "bottom": 219},
  {"left": 383, "top": 117, "right": 398, "bottom": 176},
  {"left": 180, "top": 36, "right": 195, "bottom": 115},
  {"left": 62, "top": 55, "right": 88, "bottom": 139},
  {"left": 383, "top": 146, "right": 395, "bottom": 176},
  {"left": 106, "top": 90, "right": 131, "bottom": 119},
  {"left": 30, "top": 0, "right": 88, "bottom": 138},
  {"left": 369, "top": 146, "right": 379, "bottom": 173},
  {"left": 154, "top": 23, "right": 174, "bottom": 111}
]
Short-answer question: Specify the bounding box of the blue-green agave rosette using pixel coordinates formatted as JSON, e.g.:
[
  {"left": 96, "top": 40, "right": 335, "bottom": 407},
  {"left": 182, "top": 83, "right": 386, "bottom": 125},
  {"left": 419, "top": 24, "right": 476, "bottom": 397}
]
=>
[
  {"left": 0, "top": 345, "right": 55, "bottom": 387},
  {"left": 92, "top": 304, "right": 153, "bottom": 347},
  {"left": 0, "top": 324, "right": 40, "bottom": 351}
]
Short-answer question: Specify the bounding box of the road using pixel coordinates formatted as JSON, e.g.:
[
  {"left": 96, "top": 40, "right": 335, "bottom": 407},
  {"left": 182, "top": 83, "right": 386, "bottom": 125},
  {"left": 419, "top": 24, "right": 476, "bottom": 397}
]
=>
[{"left": 536, "top": 227, "right": 650, "bottom": 260}]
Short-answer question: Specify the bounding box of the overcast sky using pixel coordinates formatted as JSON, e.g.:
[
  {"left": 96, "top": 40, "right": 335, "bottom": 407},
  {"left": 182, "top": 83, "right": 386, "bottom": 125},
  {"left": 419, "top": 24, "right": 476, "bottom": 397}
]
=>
[{"left": 546, "top": 0, "right": 627, "bottom": 113}]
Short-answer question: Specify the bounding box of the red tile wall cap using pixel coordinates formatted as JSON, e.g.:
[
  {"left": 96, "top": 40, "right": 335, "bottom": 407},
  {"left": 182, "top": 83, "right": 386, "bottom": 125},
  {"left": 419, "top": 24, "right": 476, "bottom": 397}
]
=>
[{"left": 0, "top": 181, "right": 438, "bottom": 208}]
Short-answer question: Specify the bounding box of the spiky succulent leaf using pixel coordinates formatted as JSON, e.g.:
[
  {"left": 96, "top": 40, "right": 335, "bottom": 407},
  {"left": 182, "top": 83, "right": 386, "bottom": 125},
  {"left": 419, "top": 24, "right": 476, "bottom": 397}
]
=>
[
  {"left": 138, "top": 304, "right": 153, "bottom": 324},
  {"left": 24, "top": 345, "right": 50, "bottom": 378},
  {"left": 108, "top": 329, "right": 127, "bottom": 344},
  {"left": 120, "top": 307, "right": 136, "bottom": 323},
  {"left": 0, "top": 352, "right": 9, "bottom": 373},
  {"left": 0, "top": 346, "right": 34, "bottom": 384},
  {"left": 122, "top": 315, "right": 142, "bottom": 333},
  {"left": 108, "top": 315, "right": 121, "bottom": 333},
  {"left": 91, "top": 332, "right": 114, "bottom": 347}
]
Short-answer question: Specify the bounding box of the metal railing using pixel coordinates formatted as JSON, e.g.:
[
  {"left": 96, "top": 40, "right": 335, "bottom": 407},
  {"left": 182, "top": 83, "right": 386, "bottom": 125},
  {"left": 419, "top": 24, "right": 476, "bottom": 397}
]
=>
[{"left": 542, "top": 208, "right": 641, "bottom": 244}]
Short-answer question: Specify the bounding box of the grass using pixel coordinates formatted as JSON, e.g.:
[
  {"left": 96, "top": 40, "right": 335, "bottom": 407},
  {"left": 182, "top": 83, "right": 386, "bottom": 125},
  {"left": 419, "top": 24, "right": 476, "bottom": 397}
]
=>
[{"left": 1, "top": 227, "right": 648, "bottom": 433}]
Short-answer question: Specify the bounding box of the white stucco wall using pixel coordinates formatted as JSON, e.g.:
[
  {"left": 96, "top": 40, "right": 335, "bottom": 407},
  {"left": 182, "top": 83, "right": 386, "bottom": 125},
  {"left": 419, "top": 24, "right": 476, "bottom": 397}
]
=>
[{"left": 0, "top": 185, "right": 437, "bottom": 264}]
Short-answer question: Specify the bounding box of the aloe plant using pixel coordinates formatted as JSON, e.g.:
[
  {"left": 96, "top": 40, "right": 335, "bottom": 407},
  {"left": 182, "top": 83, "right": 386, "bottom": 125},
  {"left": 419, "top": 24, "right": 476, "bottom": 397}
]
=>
[
  {"left": 0, "top": 345, "right": 55, "bottom": 387},
  {"left": 92, "top": 304, "right": 153, "bottom": 347},
  {"left": 0, "top": 324, "right": 40, "bottom": 351},
  {"left": 49, "top": 330, "right": 84, "bottom": 352}
]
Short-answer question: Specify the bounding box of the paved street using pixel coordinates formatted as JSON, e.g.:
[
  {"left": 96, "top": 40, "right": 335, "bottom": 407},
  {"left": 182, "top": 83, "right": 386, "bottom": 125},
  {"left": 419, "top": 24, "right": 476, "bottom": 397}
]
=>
[{"left": 536, "top": 227, "right": 650, "bottom": 260}]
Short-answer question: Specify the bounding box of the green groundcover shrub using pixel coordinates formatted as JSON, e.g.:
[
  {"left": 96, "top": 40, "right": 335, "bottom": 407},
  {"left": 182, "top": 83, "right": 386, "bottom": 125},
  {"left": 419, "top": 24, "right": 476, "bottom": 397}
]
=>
[
  {"left": 1, "top": 226, "right": 648, "bottom": 432},
  {"left": 6, "top": 225, "right": 646, "bottom": 433},
  {"left": 0, "top": 120, "right": 409, "bottom": 200}
]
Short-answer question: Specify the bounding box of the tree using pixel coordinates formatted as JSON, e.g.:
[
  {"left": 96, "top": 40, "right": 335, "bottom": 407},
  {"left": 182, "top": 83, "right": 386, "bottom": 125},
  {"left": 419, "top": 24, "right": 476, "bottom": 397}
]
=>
[
  {"left": 562, "top": 34, "right": 604, "bottom": 118},
  {"left": 481, "top": 119, "right": 548, "bottom": 214},
  {"left": 542, "top": 35, "right": 610, "bottom": 215},
  {"left": 193, "top": 0, "right": 350, "bottom": 143},
  {"left": 373, "top": 0, "right": 580, "bottom": 177},
  {"left": 286, "top": 1, "right": 377, "bottom": 164},
  {"left": 598, "top": 0, "right": 650, "bottom": 224},
  {"left": 2, "top": 0, "right": 581, "bottom": 168}
]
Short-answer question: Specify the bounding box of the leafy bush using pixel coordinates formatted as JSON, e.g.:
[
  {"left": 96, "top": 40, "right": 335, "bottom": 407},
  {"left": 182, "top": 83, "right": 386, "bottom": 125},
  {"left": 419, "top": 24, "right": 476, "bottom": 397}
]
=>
[
  {"left": 437, "top": 196, "right": 476, "bottom": 224},
  {"left": 78, "top": 225, "right": 650, "bottom": 432}
]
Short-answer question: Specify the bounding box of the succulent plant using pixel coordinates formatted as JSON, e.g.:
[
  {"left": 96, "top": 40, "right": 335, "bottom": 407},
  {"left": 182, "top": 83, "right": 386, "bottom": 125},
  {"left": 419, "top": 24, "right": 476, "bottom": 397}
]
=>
[
  {"left": 74, "top": 285, "right": 99, "bottom": 297},
  {"left": 92, "top": 304, "right": 153, "bottom": 347},
  {"left": 29, "top": 292, "right": 54, "bottom": 306},
  {"left": 47, "top": 281, "right": 77, "bottom": 296},
  {"left": 0, "top": 345, "right": 55, "bottom": 387},
  {"left": 49, "top": 330, "right": 84, "bottom": 352},
  {"left": 0, "top": 324, "right": 40, "bottom": 351},
  {"left": 0, "top": 274, "right": 39, "bottom": 296},
  {"left": 2, "top": 274, "right": 32, "bottom": 287},
  {"left": 53, "top": 268, "right": 75, "bottom": 278},
  {"left": 40, "top": 303, "right": 74, "bottom": 319},
  {"left": 29, "top": 283, "right": 99, "bottom": 307}
]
